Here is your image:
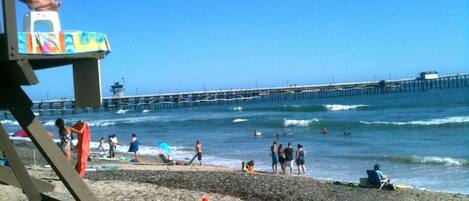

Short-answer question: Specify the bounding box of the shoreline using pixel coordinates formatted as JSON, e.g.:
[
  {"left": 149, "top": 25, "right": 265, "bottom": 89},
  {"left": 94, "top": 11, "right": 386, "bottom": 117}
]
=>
[{"left": 2, "top": 142, "right": 469, "bottom": 201}]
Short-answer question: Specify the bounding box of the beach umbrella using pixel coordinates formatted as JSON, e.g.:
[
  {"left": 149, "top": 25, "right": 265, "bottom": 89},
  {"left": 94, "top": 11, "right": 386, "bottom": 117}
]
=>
[
  {"left": 14, "top": 130, "right": 53, "bottom": 137},
  {"left": 158, "top": 143, "right": 171, "bottom": 154}
]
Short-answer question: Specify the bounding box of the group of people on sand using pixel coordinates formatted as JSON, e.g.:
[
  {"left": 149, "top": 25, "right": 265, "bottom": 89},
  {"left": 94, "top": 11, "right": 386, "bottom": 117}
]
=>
[
  {"left": 271, "top": 141, "right": 306, "bottom": 175},
  {"left": 55, "top": 118, "right": 140, "bottom": 161},
  {"left": 96, "top": 133, "right": 140, "bottom": 161}
]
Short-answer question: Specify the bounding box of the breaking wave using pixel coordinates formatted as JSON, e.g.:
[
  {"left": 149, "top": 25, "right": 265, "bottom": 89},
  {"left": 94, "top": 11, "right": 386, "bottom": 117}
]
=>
[
  {"left": 382, "top": 155, "right": 469, "bottom": 167},
  {"left": 284, "top": 119, "right": 320, "bottom": 127},
  {"left": 233, "top": 118, "right": 248, "bottom": 123},
  {"left": 324, "top": 104, "right": 368, "bottom": 111},
  {"left": 360, "top": 116, "right": 469, "bottom": 126}
]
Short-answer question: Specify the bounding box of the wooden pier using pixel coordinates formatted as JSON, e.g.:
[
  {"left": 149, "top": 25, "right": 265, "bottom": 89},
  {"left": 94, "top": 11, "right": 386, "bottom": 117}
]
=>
[{"left": 6, "top": 72, "right": 469, "bottom": 116}]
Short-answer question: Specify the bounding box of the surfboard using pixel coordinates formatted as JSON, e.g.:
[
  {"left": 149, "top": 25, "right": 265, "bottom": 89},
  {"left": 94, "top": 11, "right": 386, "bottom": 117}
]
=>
[{"left": 186, "top": 153, "right": 198, "bottom": 165}]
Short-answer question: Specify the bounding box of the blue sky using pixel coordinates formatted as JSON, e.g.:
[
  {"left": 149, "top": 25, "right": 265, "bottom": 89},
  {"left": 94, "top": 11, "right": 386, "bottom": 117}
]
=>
[{"left": 19, "top": 0, "right": 468, "bottom": 100}]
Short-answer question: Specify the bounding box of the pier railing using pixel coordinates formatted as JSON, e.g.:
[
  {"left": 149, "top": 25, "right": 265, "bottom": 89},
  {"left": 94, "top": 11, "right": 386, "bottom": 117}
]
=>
[{"left": 4, "top": 73, "right": 468, "bottom": 116}]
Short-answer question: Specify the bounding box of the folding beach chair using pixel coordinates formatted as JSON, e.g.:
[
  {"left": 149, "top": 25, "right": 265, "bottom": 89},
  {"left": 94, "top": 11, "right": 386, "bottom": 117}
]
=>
[{"left": 366, "top": 170, "right": 386, "bottom": 190}]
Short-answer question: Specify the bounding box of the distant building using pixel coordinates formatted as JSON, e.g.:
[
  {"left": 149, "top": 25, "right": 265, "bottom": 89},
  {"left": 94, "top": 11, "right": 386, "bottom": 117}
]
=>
[
  {"left": 110, "top": 82, "right": 125, "bottom": 97},
  {"left": 420, "top": 71, "right": 439, "bottom": 80}
]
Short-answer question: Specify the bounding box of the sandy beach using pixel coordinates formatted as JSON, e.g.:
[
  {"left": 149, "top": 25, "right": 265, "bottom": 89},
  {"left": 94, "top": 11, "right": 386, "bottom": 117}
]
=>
[{"left": 1, "top": 143, "right": 468, "bottom": 201}]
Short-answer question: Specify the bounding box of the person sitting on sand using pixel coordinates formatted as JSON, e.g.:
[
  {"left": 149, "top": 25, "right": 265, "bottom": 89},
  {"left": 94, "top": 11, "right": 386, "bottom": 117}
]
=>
[
  {"left": 373, "top": 164, "right": 394, "bottom": 189},
  {"left": 19, "top": 0, "right": 61, "bottom": 11},
  {"left": 97, "top": 137, "right": 105, "bottom": 150},
  {"left": 128, "top": 133, "right": 139, "bottom": 162},
  {"left": 242, "top": 160, "right": 255, "bottom": 173},
  {"left": 159, "top": 153, "right": 182, "bottom": 165}
]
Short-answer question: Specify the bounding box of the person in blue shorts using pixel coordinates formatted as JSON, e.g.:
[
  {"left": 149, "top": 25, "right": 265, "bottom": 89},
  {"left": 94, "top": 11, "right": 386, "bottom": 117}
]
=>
[
  {"left": 271, "top": 141, "right": 278, "bottom": 174},
  {"left": 295, "top": 144, "right": 306, "bottom": 174}
]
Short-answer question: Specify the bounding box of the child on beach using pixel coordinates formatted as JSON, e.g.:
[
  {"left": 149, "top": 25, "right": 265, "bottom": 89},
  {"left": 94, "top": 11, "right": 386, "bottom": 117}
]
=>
[
  {"left": 242, "top": 160, "right": 255, "bottom": 173},
  {"left": 128, "top": 133, "right": 139, "bottom": 162},
  {"left": 271, "top": 141, "right": 278, "bottom": 174},
  {"left": 296, "top": 144, "right": 306, "bottom": 174},
  {"left": 97, "top": 137, "right": 105, "bottom": 150}
]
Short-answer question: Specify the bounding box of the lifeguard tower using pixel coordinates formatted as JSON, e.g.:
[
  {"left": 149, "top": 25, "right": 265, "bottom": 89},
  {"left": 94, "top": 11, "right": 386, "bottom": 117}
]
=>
[
  {"left": 0, "top": 0, "right": 110, "bottom": 200},
  {"left": 110, "top": 82, "right": 125, "bottom": 97}
]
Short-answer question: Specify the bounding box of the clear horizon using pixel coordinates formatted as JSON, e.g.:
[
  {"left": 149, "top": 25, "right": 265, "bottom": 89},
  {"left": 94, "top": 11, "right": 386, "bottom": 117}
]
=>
[{"left": 18, "top": 0, "right": 468, "bottom": 100}]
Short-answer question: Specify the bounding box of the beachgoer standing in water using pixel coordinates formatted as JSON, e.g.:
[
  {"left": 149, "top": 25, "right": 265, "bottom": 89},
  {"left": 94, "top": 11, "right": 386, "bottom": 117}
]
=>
[
  {"left": 55, "top": 118, "right": 86, "bottom": 161},
  {"left": 278, "top": 144, "right": 286, "bottom": 174},
  {"left": 196, "top": 140, "right": 203, "bottom": 166},
  {"left": 271, "top": 141, "right": 278, "bottom": 174},
  {"left": 284, "top": 142, "right": 294, "bottom": 174},
  {"left": 97, "top": 137, "right": 105, "bottom": 150},
  {"left": 128, "top": 133, "right": 139, "bottom": 162},
  {"left": 322, "top": 127, "right": 328, "bottom": 135},
  {"left": 296, "top": 144, "right": 306, "bottom": 174}
]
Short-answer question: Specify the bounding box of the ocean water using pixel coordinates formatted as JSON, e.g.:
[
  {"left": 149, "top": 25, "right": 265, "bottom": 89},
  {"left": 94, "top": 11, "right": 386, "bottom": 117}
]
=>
[{"left": 2, "top": 88, "right": 469, "bottom": 194}]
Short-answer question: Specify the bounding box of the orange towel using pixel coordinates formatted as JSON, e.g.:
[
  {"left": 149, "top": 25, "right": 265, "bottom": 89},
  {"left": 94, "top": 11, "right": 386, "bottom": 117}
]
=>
[{"left": 73, "top": 122, "right": 90, "bottom": 177}]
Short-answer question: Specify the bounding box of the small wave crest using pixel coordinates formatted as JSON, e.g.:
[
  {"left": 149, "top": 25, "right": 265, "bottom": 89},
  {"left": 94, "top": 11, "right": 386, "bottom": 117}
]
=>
[
  {"left": 360, "top": 116, "right": 469, "bottom": 126},
  {"left": 233, "top": 118, "right": 248, "bottom": 123},
  {"left": 231, "top": 106, "right": 243, "bottom": 111},
  {"left": 142, "top": 109, "right": 151, "bottom": 113},
  {"left": 324, "top": 104, "right": 367, "bottom": 111},
  {"left": 284, "top": 119, "right": 319, "bottom": 127},
  {"left": 116, "top": 109, "right": 128, "bottom": 114}
]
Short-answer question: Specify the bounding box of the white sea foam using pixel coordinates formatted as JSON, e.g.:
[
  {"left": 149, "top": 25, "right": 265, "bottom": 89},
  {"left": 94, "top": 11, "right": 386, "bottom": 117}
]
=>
[
  {"left": 0, "top": 119, "right": 19, "bottom": 126},
  {"left": 142, "top": 109, "right": 151, "bottom": 113},
  {"left": 233, "top": 118, "right": 248, "bottom": 123},
  {"left": 231, "top": 106, "right": 243, "bottom": 111},
  {"left": 284, "top": 119, "right": 319, "bottom": 127},
  {"left": 116, "top": 109, "right": 128, "bottom": 114},
  {"left": 324, "top": 104, "right": 367, "bottom": 111},
  {"left": 43, "top": 120, "right": 56, "bottom": 126},
  {"left": 360, "top": 116, "right": 469, "bottom": 126},
  {"left": 89, "top": 141, "right": 196, "bottom": 160},
  {"left": 88, "top": 121, "right": 116, "bottom": 127}
]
